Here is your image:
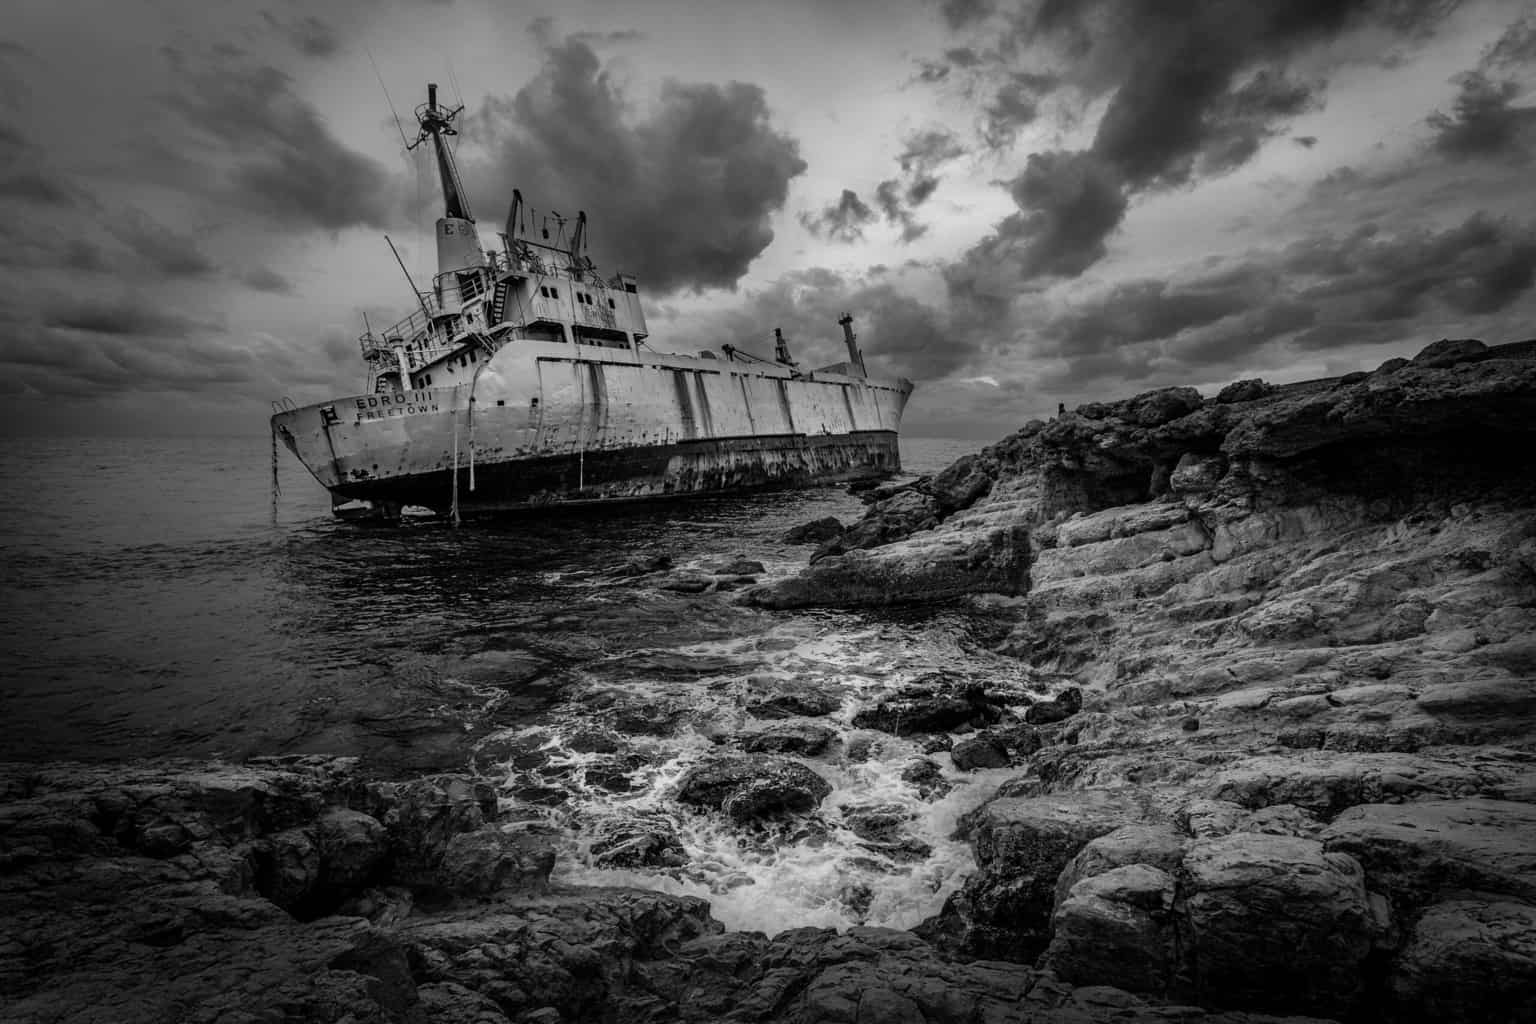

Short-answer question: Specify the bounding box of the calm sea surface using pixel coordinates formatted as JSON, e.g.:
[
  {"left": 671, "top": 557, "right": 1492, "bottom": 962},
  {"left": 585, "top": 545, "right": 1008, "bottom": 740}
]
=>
[{"left": 0, "top": 433, "right": 1024, "bottom": 932}]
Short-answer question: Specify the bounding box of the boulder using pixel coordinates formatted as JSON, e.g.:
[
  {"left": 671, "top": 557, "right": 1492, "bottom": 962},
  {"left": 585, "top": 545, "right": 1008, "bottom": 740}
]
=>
[
  {"left": 1413, "top": 337, "right": 1486, "bottom": 367},
  {"left": 900, "top": 758, "right": 952, "bottom": 800},
  {"left": 921, "top": 791, "right": 1146, "bottom": 960},
  {"left": 1127, "top": 386, "right": 1204, "bottom": 426},
  {"left": 587, "top": 814, "right": 688, "bottom": 869},
  {"left": 1180, "top": 832, "right": 1384, "bottom": 1017},
  {"left": 436, "top": 826, "right": 556, "bottom": 897},
  {"left": 377, "top": 775, "right": 494, "bottom": 890},
  {"left": 742, "top": 676, "right": 843, "bottom": 719},
  {"left": 1216, "top": 378, "right": 1276, "bottom": 404},
  {"left": 1024, "top": 687, "right": 1082, "bottom": 725},
  {"left": 1053, "top": 824, "right": 1186, "bottom": 908},
  {"left": 1045, "top": 864, "right": 1179, "bottom": 995},
  {"left": 673, "top": 755, "right": 832, "bottom": 822},
  {"left": 740, "top": 721, "right": 837, "bottom": 756},
  {"left": 851, "top": 674, "right": 1005, "bottom": 735},
  {"left": 316, "top": 808, "right": 387, "bottom": 889},
  {"left": 1388, "top": 898, "right": 1536, "bottom": 1024},
  {"left": 782, "top": 516, "right": 844, "bottom": 545},
  {"left": 927, "top": 453, "right": 995, "bottom": 513},
  {"left": 951, "top": 733, "right": 1009, "bottom": 772}
]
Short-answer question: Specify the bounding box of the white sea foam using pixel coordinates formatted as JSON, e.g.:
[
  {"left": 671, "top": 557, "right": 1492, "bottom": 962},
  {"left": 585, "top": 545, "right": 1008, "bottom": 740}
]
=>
[{"left": 500, "top": 615, "right": 1028, "bottom": 936}]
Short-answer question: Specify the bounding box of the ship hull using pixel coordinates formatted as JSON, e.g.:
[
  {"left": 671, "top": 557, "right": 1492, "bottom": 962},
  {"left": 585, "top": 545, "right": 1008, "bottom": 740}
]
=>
[
  {"left": 320, "top": 430, "right": 900, "bottom": 514},
  {"left": 274, "top": 339, "right": 912, "bottom": 517}
]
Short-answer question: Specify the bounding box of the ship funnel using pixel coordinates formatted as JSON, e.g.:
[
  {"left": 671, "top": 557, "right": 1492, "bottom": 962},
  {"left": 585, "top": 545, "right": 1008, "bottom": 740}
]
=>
[{"left": 838, "top": 313, "right": 866, "bottom": 376}]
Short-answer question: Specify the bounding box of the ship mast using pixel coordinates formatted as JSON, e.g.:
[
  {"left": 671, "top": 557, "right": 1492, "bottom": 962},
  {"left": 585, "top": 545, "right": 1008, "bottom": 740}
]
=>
[
  {"left": 409, "top": 83, "right": 472, "bottom": 222},
  {"left": 408, "top": 82, "right": 484, "bottom": 284}
]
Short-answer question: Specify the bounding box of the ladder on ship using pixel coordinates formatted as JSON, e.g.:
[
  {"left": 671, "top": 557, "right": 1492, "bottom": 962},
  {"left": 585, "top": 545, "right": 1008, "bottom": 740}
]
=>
[{"left": 489, "top": 280, "right": 511, "bottom": 327}]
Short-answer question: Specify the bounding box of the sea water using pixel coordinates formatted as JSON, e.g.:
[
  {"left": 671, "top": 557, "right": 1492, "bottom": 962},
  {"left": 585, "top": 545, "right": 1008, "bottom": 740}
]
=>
[{"left": 0, "top": 433, "right": 1020, "bottom": 933}]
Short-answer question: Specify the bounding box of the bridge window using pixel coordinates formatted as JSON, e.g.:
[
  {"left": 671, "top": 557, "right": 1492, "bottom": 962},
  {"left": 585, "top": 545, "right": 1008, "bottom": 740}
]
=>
[{"left": 608, "top": 298, "right": 616, "bottom": 309}]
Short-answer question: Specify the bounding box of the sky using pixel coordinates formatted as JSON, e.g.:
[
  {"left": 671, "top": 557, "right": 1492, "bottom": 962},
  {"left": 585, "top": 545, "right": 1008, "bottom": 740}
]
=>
[{"left": 1, "top": 0, "right": 1534, "bottom": 440}]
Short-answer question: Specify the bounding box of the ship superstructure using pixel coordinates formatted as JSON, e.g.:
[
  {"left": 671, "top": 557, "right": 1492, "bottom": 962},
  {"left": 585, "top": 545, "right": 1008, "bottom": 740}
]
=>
[{"left": 272, "top": 84, "right": 913, "bottom": 518}]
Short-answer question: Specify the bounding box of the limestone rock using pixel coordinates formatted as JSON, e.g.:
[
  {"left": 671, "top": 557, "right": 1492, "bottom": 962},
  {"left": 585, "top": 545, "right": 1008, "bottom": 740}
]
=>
[
  {"left": 782, "top": 516, "right": 844, "bottom": 545},
  {"left": 850, "top": 674, "right": 1006, "bottom": 735},
  {"left": 1045, "top": 864, "right": 1178, "bottom": 994},
  {"left": 1180, "top": 832, "right": 1383, "bottom": 1018},
  {"left": 587, "top": 814, "right": 688, "bottom": 869},
  {"left": 921, "top": 791, "right": 1147, "bottom": 960},
  {"left": 436, "top": 826, "right": 556, "bottom": 897},
  {"left": 1024, "top": 687, "right": 1083, "bottom": 725},
  {"left": 316, "top": 807, "right": 387, "bottom": 888},
  {"left": 1321, "top": 798, "right": 1536, "bottom": 906},
  {"left": 1388, "top": 898, "right": 1536, "bottom": 1024},
  {"left": 1216, "top": 378, "right": 1275, "bottom": 404},
  {"left": 1413, "top": 337, "right": 1486, "bottom": 367},
  {"left": 673, "top": 754, "right": 832, "bottom": 821},
  {"left": 740, "top": 721, "right": 837, "bottom": 756},
  {"left": 1053, "top": 824, "right": 1186, "bottom": 908},
  {"left": 951, "top": 733, "right": 1009, "bottom": 772}
]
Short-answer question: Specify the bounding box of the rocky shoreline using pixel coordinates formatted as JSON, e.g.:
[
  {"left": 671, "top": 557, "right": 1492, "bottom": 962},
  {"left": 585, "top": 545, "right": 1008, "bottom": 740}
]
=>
[{"left": 5, "top": 338, "right": 1534, "bottom": 1023}]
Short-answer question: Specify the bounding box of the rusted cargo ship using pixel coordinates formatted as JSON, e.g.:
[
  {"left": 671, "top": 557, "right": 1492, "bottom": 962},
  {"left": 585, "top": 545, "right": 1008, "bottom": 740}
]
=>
[{"left": 272, "top": 85, "right": 913, "bottom": 519}]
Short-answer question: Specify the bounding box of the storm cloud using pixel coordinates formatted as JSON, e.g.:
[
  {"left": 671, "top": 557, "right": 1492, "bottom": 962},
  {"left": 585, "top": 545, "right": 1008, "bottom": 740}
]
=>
[
  {"left": 936, "top": 0, "right": 1468, "bottom": 315},
  {"left": 800, "top": 189, "right": 877, "bottom": 242},
  {"left": 162, "top": 59, "right": 397, "bottom": 230},
  {"left": 1026, "top": 211, "right": 1536, "bottom": 392},
  {"left": 458, "top": 36, "right": 806, "bottom": 294}
]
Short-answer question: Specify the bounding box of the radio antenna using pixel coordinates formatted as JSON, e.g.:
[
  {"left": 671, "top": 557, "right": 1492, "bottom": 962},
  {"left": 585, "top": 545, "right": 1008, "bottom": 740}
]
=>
[
  {"left": 385, "top": 235, "right": 434, "bottom": 326},
  {"left": 366, "top": 46, "right": 412, "bottom": 151}
]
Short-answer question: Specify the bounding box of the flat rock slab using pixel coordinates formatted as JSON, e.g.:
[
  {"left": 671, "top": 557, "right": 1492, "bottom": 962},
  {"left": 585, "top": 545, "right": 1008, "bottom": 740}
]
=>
[{"left": 1322, "top": 798, "right": 1536, "bottom": 904}]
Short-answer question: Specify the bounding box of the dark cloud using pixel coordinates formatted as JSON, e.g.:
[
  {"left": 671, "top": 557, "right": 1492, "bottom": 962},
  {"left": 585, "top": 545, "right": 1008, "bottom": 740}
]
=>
[
  {"left": 964, "top": 150, "right": 1127, "bottom": 290},
  {"left": 1195, "top": 69, "right": 1321, "bottom": 176},
  {"left": 939, "top": 0, "right": 1467, "bottom": 321},
  {"left": 0, "top": 170, "right": 74, "bottom": 205},
  {"left": 1426, "top": 70, "right": 1536, "bottom": 160},
  {"left": 106, "top": 208, "right": 217, "bottom": 279},
  {"left": 864, "top": 130, "right": 966, "bottom": 243},
  {"left": 162, "top": 61, "right": 397, "bottom": 230},
  {"left": 45, "top": 298, "right": 214, "bottom": 339},
  {"left": 800, "top": 189, "right": 876, "bottom": 242},
  {"left": 939, "top": 0, "right": 996, "bottom": 31},
  {"left": 459, "top": 36, "right": 805, "bottom": 294},
  {"left": 1483, "top": 15, "right": 1536, "bottom": 68},
  {"left": 873, "top": 179, "right": 928, "bottom": 243},
  {"left": 1024, "top": 211, "right": 1536, "bottom": 392},
  {"left": 944, "top": 46, "right": 985, "bottom": 68},
  {"left": 242, "top": 266, "right": 294, "bottom": 293},
  {"left": 261, "top": 12, "right": 341, "bottom": 58},
  {"left": 898, "top": 129, "right": 966, "bottom": 174},
  {"left": 981, "top": 71, "right": 1049, "bottom": 150}
]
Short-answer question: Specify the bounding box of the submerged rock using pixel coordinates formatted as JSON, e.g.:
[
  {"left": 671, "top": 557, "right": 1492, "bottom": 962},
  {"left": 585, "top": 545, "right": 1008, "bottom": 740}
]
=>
[
  {"left": 851, "top": 673, "right": 1007, "bottom": 735},
  {"left": 740, "top": 721, "right": 838, "bottom": 756},
  {"left": 782, "top": 516, "right": 845, "bottom": 544},
  {"left": 673, "top": 754, "right": 832, "bottom": 822}
]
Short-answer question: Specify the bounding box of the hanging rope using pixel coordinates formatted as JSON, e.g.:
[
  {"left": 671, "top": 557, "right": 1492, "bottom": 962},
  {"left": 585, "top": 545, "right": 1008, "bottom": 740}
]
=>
[
  {"left": 467, "top": 349, "right": 492, "bottom": 493},
  {"left": 450, "top": 385, "right": 462, "bottom": 527},
  {"left": 270, "top": 422, "right": 282, "bottom": 524}
]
